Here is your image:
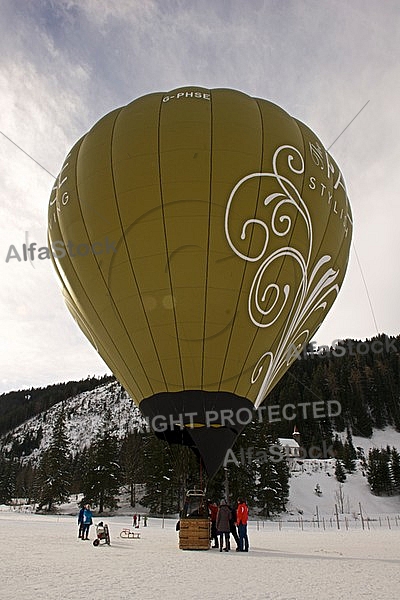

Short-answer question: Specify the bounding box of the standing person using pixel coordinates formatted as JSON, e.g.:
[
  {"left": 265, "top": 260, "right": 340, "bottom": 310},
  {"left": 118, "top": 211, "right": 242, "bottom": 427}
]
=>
[
  {"left": 208, "top": 501, "right": 219, "bottom": 548},
  {"left": 81, "top": 504, "right": 93, "bottom": 540},
  {"left": 228, "top": 502, "right": 240, "bottom": 550},
  {"left": 216, "top": 499, "right": 232, "bottom": 552},
  {"left": 143, "top": 515, "right": 148, "bottom": 527},
  {"left": 133, "top": 514, "right": 137, "bottom": 527},
  {"left": 77, "top": 505, "right": 85, "bottom": 539},
  {"left": 236, "top": 498, "right": 249, "bottom": 552}
]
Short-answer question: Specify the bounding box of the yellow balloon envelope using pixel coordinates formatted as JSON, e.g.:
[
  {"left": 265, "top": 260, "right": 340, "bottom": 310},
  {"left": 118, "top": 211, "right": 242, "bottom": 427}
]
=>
[{"left": 48, "top": 87, "right": 352, "bottom": 476}]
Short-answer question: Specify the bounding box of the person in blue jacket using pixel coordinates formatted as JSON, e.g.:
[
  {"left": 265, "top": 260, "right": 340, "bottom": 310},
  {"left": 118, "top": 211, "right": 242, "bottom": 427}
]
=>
[{"left": 81, "top": 504, "right": 93, "bottom": 540}]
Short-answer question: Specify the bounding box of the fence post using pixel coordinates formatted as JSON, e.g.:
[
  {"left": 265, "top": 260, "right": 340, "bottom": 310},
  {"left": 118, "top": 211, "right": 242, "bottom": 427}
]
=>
[
  {"left": 335, "top": 504, "right": 340, "bottom": 530},
  {"left": 359, "top": 502, "right": 365, "bottom": 531}
]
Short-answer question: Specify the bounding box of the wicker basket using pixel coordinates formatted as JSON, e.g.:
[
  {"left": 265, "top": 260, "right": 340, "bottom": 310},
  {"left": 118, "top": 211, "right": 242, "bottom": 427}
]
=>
[{"left": 179, "top": 518, "right": 211, "bottom": 550}]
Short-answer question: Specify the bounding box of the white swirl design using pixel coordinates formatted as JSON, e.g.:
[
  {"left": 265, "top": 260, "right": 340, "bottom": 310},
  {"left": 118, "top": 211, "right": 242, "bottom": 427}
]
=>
[{"left": 225, "top": 145, "right": 340, "bottom": 408}]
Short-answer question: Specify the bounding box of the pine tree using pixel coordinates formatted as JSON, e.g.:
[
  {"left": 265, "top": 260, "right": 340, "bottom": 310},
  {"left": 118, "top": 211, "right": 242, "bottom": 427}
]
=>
[
  {"left": 35, "top": 406, "right": 72, "bottom": 511},
  {"left": 255, "top": 428, "right": 290, "bottom": 517},
  {"left": 276, "top": 450, "right": 290, "bottom": 511},
  {"left": 82, "top": 415, "right": 122, "bottom": 513},
  {"left": 70, "top": 449, "right": 89, "bottom": 495},
  {"left": 15, "top": 462, "right": 36, "bottom": 503},
  {"left": 224, "top": 425, "right": 259, "bottom": 507},
  {"left": 343, "top": 428, "right": 357, "bottom": 472},
  {"left": 381, "top": 447, "right": 394, "bottom": 495},
  {"left": 332, "top": 434, "right": 344, "bottom": 459},
  {"left": 334, "top": 458, "right": 347, "bottom": 483},
  {"left": 367, "top": 448, "right": 392, "bottom": 495},
  {"left": 140, "top": 433, "right": 181, "bottom": 514},
  {"left": 0, "top": 456, "right": 14, "bottom": 504},
  {"left": 257, "top": 459, "right": 280, "bottom": 517},
  {"left": 224, "top": 452, "right": 257, "bottom": 507},
  {"left": 390, "top": 447, "right": 400, "bottom": 493},
  {"left": 206, "top": 467, "right": 226, "bottom": 504},
  {"left": 119, "top": 431, "right": 146, "bottom": 507},
  {"left": 367, "top": 448, "right": 381, "bottom": 494}
]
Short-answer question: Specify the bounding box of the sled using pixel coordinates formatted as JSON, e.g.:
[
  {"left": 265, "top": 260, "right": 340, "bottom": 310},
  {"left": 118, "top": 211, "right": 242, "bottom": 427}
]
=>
[{"left": 120, "top": 528, "right": 141, "bottom": 539}]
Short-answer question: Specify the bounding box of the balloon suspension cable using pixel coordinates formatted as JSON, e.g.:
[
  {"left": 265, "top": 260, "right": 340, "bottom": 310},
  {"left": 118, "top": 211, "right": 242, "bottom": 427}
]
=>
[{"left": 352, "top": 242, "right": 380, "bottom": 334}]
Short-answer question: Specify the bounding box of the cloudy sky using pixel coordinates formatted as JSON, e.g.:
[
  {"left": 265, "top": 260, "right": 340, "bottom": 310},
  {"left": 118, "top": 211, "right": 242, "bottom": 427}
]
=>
[{"left": 0, "top": 0, "right": 399, "bottom": 394}]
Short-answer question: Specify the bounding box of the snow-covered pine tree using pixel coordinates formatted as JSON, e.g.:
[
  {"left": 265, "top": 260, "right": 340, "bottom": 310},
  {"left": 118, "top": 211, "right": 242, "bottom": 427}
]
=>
[
  {"left": 334, "top": 458, "right": 347, "bottom": 483},
  {"left": 254, "top": 424, "right": 290, "bottom": 517},
  {"left": 276, "top": 448, "right": 290, "bottom": 511},
  {"left": 140, "top": 432, "right": 179, "bottom": 514},
  {"left": 35, "top": 405, "right": 72, "bottom": 511},
  {"left": 225, "top": 424, "right": 259, "bottom": 507},
  {"left": 119, "top": 430, "right": 146, "bottom": 507},
  {"left": 82, "top": 412, "right": 122, "bottom": 513},
  {"left": 257, "top": 457, "right": 280, "bottom": 517},
  {"left": 0, "top": 455, "right": 14, "bottom": 503},
  {"left": 390, "top": 447, "right": 400, "bottom": 493},
  {"left": 343, "top": 427, "right": 357, "bottom": 473},
  {"left": 367, "top": 447, "right": 392, "bottom": 495}
]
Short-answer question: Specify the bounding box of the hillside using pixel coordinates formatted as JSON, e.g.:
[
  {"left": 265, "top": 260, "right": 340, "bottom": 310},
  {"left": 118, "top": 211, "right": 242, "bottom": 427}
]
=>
[
  {"left": 0, "top": 375, "right": 115, "bottom": 436},
  {"left": 1, "top": 378, "right": 400, "bottom": 516},
  {"left": 283, "top": 427, "right": 400, "bottom": 518},
  {"left": 0, "top": 381, "right": 145, "bottom": 464}
]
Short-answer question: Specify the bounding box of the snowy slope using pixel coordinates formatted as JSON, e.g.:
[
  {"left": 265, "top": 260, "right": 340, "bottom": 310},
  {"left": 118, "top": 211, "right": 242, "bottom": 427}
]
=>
[
  {"left": 0, "top": 381, "right": 145, "bottom": 464},
  {"left": 287, "top": 458, "right": 400, "bottom": 519},
  {"left": 286, "top": 427, "right": 400, "bottom": 519}
]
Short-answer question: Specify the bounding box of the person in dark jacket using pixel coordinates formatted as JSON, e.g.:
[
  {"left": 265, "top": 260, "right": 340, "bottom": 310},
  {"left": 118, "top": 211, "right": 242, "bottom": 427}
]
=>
[
  {"left": 228, "top": 504, "right": 240, "bottom": 550},
  {"left": 216, "top": 499, "right": 232, "bottom": 552},
  {"left": 77, "top": 506, "right": 85, "bottom": 538}
]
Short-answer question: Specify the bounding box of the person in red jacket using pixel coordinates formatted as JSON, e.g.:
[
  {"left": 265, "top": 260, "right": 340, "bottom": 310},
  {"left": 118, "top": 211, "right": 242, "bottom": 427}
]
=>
[{"left": 236, "top": 498, "right": 249, "bottom": 552}]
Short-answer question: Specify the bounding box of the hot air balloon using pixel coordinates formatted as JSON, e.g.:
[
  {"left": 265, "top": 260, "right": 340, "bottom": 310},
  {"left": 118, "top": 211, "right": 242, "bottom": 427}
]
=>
[{"left": 48, "top": 86, "right": 352, "bottom": 478}]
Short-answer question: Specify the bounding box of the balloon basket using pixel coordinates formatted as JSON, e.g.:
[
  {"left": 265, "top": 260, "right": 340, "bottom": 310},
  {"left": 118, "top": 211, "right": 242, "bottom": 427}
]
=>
[{"left": 179, "top": 518, "right": 211, "bottom": 550}]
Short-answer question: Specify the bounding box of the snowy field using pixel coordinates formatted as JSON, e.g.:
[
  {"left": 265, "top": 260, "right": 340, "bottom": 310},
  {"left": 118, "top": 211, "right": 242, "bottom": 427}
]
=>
[{"left": 2, "top": 512, "right": 400, "bottom": 600}]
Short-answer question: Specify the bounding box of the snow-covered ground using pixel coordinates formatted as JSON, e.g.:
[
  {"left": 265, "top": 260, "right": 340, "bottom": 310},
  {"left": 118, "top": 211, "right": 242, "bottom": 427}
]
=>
[{"left": 2, "top": 511, "right": 400, "bottom": 600}]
